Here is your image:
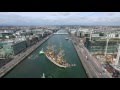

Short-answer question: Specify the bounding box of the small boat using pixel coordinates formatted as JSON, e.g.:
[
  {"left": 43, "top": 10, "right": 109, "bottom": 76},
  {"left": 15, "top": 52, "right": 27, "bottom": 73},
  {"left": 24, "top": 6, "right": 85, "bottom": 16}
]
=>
[
  {"left": 71, "top": 64, "right": 76, "bottom": 67},
  {"left": 65, "top": 37, "right": 69, "bottom": 40},
  {"left": 39, "top": 48, "right": 44, "bottom": 54},
  {"left": 41, "top": 73, "right": 45, "bottom": 78}
]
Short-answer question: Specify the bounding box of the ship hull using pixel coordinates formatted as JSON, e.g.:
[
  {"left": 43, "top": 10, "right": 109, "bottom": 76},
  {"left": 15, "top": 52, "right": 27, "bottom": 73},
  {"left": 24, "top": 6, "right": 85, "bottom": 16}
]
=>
[{"left": 45, "top": 53, "right": 67, "bottom": 68}]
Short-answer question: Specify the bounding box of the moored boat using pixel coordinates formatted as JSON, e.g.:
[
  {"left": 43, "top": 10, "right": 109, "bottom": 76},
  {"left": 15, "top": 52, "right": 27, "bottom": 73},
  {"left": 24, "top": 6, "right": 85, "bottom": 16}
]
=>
[{"left": 65, "top": 37, "right": 69, "bottom": 40}]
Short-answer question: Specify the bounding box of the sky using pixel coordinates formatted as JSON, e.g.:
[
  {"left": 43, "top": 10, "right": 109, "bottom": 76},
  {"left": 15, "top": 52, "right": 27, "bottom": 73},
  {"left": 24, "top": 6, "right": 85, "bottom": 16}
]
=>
[{"left": 0, "top": 12, "right": 120, "bottom": 26}]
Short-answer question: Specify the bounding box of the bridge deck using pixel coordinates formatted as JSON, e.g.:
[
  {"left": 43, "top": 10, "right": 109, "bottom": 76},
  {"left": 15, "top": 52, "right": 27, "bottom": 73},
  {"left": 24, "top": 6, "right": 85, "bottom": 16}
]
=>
[{"left": 54, "top": 33, "right": 68, "bottom": 35}]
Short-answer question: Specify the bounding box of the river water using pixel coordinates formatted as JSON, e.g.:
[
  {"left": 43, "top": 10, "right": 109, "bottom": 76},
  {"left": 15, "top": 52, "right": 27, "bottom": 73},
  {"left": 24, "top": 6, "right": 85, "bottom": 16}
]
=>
[{"left": 4, "top": 30, "right": 87, "bottom": 78}]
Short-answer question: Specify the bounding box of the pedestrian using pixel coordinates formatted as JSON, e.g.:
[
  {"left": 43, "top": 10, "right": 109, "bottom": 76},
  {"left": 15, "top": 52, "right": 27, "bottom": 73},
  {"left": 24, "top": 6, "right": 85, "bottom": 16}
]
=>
[{"left": 86, "top": 56, "right": 88, "bottom": 60}]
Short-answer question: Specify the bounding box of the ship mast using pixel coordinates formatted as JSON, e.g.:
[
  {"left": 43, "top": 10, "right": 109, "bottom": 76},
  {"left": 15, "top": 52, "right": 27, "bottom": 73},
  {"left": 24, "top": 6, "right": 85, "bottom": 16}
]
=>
[{"left": 59, "top": 40, "right": 62, "bottom": 50}]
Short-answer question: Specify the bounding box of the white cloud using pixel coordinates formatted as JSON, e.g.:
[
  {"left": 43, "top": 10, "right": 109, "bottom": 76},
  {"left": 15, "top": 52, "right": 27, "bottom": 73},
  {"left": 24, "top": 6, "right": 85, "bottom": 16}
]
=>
[{"left": 0, "top": 12, "right": 120, "bottom": 25}]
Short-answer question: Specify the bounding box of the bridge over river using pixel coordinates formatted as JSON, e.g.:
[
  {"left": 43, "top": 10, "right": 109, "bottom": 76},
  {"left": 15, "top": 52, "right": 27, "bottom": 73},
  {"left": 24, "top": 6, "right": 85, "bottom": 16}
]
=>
[
  {"left": 3, "top": 30, "right": 87, "bottom": 78},
  {"left": 54, "top": 32, "right": 68, "bottom": 35}
]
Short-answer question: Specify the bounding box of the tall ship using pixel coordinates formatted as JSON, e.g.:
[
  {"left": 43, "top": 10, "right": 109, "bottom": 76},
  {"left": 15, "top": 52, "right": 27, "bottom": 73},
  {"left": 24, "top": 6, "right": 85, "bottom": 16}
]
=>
[{"left": 44, "top": 45, "right": 75, "bottom": 68}]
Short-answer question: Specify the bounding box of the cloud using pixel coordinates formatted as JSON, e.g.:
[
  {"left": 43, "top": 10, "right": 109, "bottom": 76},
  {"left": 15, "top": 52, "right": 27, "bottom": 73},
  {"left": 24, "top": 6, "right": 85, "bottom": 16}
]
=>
[
  {"left": 0, "top": 13, "right": 33, "bottom": 25},
  {"left": 0, "top": 12, "right": 120, "bottom": 25}
]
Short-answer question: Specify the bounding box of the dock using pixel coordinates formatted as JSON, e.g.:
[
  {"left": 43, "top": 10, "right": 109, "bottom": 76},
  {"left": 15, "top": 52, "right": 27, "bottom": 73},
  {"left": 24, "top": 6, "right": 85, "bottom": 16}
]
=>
[
  {"left": 0, "top": 34, "right": 53, "bottom": 78},
  {"left": 71, "top": 35, "right": 112, "bottom": 78},
  {"left": 71, "top": 36, "right": 93, "bottom": 78}
]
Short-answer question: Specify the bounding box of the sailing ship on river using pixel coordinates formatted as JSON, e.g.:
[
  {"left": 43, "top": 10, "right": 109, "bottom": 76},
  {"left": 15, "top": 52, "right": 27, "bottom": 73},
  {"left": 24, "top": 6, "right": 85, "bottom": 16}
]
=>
[{"left": 39, "top": 45, "right": 76, "bottom": 68}]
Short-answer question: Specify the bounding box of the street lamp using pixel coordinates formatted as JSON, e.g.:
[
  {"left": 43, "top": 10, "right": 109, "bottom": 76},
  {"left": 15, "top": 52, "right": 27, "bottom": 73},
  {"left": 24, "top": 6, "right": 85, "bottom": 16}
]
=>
[{"left": 104, "top": 33, "right": 110, "bottom": 56}]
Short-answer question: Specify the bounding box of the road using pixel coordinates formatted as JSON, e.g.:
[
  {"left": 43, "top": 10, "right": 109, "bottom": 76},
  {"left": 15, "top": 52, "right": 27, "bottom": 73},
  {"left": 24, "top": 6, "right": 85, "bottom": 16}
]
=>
[
  {"left": 0, "top": 34, "right": 52, "bottom": 78},
  {"left": 71, "top": 35, "right": 112, "bottom": 78}
]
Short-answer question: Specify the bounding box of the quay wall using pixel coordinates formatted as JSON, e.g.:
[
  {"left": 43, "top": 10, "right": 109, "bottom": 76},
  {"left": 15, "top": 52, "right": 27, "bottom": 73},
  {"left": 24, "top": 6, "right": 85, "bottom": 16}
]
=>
[
  {"left": 71, "top": 36, "right": 93, "bottom": 78},
  {"left": 0, "top": 34, "right": 53, "bottom": 78}
]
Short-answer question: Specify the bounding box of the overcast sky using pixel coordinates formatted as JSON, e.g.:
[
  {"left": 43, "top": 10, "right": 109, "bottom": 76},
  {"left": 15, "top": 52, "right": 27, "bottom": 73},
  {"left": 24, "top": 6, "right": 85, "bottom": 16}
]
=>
[{"left": 0, "top": 12, "right": 120, "bottom": 25}]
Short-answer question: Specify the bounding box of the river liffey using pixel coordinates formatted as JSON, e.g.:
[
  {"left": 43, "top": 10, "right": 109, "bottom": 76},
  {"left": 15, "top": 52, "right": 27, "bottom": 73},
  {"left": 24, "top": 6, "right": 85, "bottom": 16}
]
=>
[{"left": 4, "top": 30, "right": 87, "bottom": 78}]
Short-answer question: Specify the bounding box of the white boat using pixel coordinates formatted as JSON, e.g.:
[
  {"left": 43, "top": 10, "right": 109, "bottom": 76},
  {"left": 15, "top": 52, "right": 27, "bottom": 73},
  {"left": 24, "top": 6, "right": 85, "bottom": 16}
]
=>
[
  {"left": 70, "top": 64, "right": 76, "bottom": 67},
  {"left": 39, "top": 48, "right": 44, "bottom": 54},
  {"left": 41, "top": 73, "right": 45, "bottom": 78},
  {"left": 65, "top": 37, "right": 69, "bottom": 40}
]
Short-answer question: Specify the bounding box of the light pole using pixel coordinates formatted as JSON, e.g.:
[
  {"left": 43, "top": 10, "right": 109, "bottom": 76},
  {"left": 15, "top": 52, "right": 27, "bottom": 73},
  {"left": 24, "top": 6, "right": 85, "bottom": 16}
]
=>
[{"left": 104, "top": 34, "right": 110, "bottom": 56}]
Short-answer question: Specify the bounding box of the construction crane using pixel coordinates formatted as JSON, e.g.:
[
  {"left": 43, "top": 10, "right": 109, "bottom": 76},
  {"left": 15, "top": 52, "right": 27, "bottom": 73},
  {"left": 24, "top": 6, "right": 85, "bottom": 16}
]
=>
[
  {"left": 115, "top": 44, "right": 120, "bottom": 65},
  {"left": 89, "top": 29, "right": 93, "bottom": 41},
  {"left": 104, "top": 33, "right": 110, "bottom": 56}
]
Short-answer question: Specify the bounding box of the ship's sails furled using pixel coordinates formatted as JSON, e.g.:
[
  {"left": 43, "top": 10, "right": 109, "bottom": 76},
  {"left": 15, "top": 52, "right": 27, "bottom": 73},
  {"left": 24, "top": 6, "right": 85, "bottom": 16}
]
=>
[{"left": 45, "top": 45, "right": 76, "bottom": 68}]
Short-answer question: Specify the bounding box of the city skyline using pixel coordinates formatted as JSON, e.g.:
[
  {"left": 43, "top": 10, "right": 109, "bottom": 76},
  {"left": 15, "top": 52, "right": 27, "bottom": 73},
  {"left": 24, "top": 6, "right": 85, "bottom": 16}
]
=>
[
  {"left": 0, "top": 24, "right": 120, "bottom": 78},
  {"left": 0, "top": 12, "right": 120, "bottom": 26}
]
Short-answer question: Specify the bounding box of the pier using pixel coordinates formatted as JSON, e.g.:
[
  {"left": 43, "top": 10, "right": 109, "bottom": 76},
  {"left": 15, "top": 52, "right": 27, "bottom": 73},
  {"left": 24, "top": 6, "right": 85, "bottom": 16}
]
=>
[{"left": 0, "top": 34, "right": 53, "bottom": 78}]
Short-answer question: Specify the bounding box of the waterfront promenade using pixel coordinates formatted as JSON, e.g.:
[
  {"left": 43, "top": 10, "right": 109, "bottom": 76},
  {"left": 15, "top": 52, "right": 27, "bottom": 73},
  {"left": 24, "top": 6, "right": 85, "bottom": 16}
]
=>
[
  {"left": 0, "top": 34, "right": 52, "bottom": 78},
  {"left": 71, "top": 35, "right": 112, "bottom": 78}
]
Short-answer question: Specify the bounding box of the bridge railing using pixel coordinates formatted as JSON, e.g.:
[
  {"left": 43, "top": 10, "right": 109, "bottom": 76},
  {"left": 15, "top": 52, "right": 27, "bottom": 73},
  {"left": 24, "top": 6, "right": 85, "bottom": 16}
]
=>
[{"left": 54, "top": 33, "right": 68, "bottom": 34}]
